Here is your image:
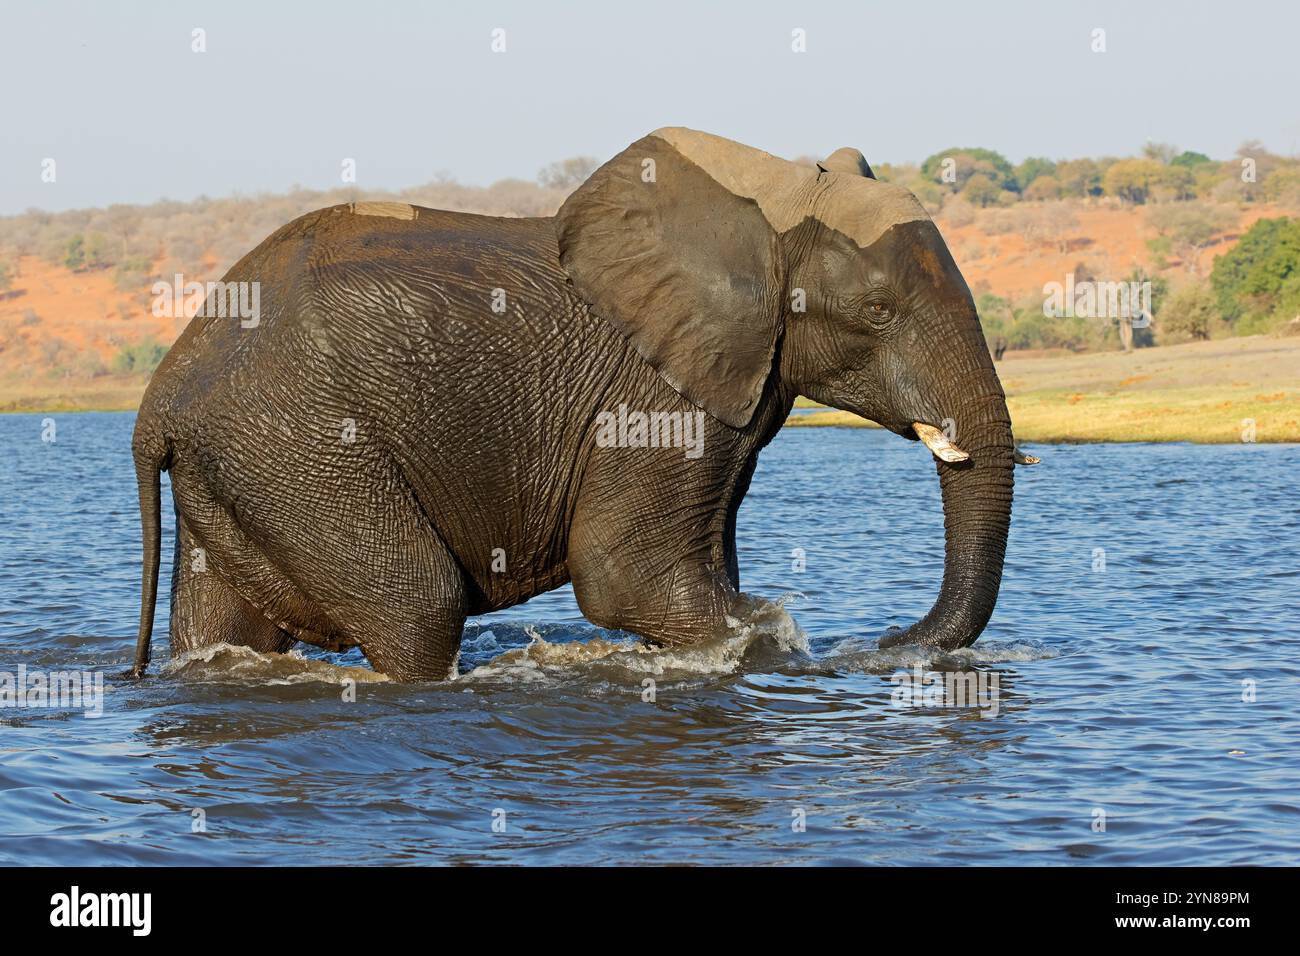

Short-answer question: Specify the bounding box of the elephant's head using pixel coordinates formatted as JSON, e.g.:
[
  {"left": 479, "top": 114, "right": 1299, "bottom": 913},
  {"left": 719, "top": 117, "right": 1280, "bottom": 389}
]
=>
[{"left": 556, "top": 127, "right": 1026, "bottom": 651}]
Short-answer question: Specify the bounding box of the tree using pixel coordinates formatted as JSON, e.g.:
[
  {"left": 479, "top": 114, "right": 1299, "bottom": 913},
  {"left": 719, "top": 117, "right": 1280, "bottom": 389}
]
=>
[
  {"left": 1142, "top": 141, "right": 1179, "bottom": 164},
  {"left": 1103, "top": 159, "right": 1167, "bottom": 204},
  {"left": 960, "top": 173, "right": 1002, "bottom": 207},
  {"left": 1210, "top": 216, "right": 1300, "bottom": 323},
  {"left": 1218, "top": 141, "right": 1283, "bottom": 202},
  {"left": 1171, "top": 150, "right": 1213, "bottom": 169},
  {"left": 1024, "top": 175, "right": 1061, "bottom": 201},
  {"left": 537, "top": 156, "right": 599, "bottom": 190},
  {"left": 1055, "top": 159, "right": 1103, "bottom": 197},
  {"left": 1014, "top": 157, "right": 1056, "bottom": 192},
  {"left": 1262, "top": 166, "right": 1300, "bottom": 208},
  {"left": 921, "top": 148, "right": 1018, "bottom": 193}
]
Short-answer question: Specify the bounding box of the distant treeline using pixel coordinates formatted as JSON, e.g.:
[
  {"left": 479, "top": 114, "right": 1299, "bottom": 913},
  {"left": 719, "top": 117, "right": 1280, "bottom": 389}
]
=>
[
  {"left": 0, "top": 158, "right": 592, "bottom": 298},
  {"left": 2, "top": 145, "right": 1299, "bottom": 357},
  {"left": 872, "top": 140, "right": 1300, "bottom": 209}
]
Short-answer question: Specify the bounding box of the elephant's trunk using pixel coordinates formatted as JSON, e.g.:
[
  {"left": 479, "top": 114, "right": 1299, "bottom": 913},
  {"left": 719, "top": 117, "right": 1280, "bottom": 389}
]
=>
[{"left": 883, "top": 328, "right": 1015, "bottom": 651}]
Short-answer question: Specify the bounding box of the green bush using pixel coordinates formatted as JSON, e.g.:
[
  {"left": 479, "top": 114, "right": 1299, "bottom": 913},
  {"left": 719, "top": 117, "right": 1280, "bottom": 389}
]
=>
[
  {"left": 111, "top": 339, "right": 168, "bottom": 374},
  {"left": 1158, "top": 281, "right": 1220, "bottom": 342},
  {"left": 977, "top": 289, "right": 1123, "bottom": 352},
  {"left": 1171, "top": 150, "right": 1213, "bottom": 169},
  {"left": 62, "top": 233, "right": 114, "bottom": 272},
  {"left": 1209, "top": 216, "right": 1300, "bottom": 326}
]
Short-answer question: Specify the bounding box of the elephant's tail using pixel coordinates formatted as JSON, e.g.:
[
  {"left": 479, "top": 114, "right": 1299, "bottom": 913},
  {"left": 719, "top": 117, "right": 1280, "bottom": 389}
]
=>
[{"left": 125, "top": 427, "right": 169, "bottom": 679}]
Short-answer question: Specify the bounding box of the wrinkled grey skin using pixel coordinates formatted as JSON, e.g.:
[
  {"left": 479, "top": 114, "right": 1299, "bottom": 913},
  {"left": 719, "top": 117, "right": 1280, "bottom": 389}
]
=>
[{"left": 128, "top": 128, "right": 1016, "bottom": 682}]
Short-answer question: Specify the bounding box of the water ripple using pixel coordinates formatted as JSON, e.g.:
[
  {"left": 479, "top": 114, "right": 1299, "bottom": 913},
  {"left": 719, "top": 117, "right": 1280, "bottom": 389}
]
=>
[{"left": 1, "top": 412, "right": 1297, "bottom": 864}]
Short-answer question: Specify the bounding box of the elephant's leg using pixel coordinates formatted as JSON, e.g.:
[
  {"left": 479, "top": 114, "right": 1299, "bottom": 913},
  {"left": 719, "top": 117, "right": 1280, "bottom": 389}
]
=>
[
  {"left": 569, "top": 527, "right": 739, "bottom": 647},
  {"left": 316, "top": 515, "right": 468, "bottom": 682},
  {"left": 170, "top": 514, "right": 297, "bottom": 657}
]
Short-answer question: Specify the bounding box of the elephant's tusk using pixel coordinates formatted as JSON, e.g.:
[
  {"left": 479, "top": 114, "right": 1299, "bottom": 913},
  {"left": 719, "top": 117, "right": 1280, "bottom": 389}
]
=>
[
  {"left": 912, "top": 422, "right": 970, "bottom": 463},
  {"left": 1013, "top": 447, "right": 1040, "bottom": 465}
]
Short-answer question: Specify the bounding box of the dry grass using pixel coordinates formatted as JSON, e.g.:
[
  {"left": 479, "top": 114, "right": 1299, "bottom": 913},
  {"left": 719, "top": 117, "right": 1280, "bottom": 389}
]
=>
[
  {"left": 0, "top": 374, "right": 149, "bottom": 413},
  {"left": 786, "top": 335, "right": 1300, "bottom": 443}
]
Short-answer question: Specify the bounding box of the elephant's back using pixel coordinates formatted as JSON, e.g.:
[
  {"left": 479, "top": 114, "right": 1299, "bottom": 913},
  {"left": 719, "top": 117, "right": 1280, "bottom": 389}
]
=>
[{"left": 145, "top": 205, "right": 571, "bottom": 422}]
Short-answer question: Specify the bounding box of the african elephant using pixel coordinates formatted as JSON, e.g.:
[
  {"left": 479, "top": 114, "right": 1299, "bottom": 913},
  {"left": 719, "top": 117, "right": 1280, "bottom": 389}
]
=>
[{"left": 127, "top": 127, "right": 1032, "bottom": 682}]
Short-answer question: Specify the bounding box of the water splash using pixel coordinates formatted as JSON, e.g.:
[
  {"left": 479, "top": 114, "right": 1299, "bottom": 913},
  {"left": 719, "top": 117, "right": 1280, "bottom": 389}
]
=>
[
  {"left": 155, "top": 597, "right": 1051, "bottom": 688},
  {"left": 163, "top": 642, "right": 388, "bottom": 685},
  {"left": 462, "top": 594, "right": 812, "bottom": 684},
  {"left": 816, "top": 635, "right": 1059, "bottom": 675}
]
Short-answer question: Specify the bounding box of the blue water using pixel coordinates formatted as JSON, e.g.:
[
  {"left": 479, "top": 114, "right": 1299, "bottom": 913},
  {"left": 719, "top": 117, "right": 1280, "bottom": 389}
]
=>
[{"left": 1, "top": 411, "right": 1297, "bottom": 865}]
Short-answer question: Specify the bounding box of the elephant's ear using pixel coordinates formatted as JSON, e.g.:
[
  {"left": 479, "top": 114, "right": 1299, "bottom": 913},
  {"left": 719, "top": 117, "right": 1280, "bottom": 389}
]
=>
[
  {"left": 818, "top": 147, "right": 876, "bottom": 179},
  {"left": 556, "top": 133, "right": 786, "bottom": 428}
]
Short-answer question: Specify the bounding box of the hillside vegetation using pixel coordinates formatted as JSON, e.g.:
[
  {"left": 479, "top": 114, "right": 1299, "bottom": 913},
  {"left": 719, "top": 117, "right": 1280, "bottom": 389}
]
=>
[{"left": 2, "top": 143, "right": 1298, "bottom": 426}]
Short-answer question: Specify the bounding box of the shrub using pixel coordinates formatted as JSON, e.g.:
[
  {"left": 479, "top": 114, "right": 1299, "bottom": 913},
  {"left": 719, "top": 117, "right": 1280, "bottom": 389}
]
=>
[
  {"left": 63, "top": 233, "right": 114, "bottom": 271},
  {"left": 111, "top": 339, "right": 168, "bottom": 374},
  {"left": 1210, "top": 217, "right": 1300, "bottom": 324},
  {"left": 1158, "top": 281, "right": 1220, "bottom": 342},
  {"left": 938, "top": 198, "right": 976, "bottom": 228},
  {"left": 1146, "top": 203, "right": 1237, "bottom": 272},
  {"left": 1262, "top": 167, "right": 1300, "bottom": 210}
]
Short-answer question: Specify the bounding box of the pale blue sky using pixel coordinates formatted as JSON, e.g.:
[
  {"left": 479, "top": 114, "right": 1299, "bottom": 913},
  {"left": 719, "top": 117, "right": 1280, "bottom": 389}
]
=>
[{"left": 2, "top": 0, "right": 1297, "bottom": 214}]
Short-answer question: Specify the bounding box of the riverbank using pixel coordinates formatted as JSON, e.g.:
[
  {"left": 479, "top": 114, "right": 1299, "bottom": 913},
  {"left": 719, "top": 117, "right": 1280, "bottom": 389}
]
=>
[
  {"left": 788, "top": 335, "right": 1300, "bottom": 443},
  {"left": 4, "top": 336, "right": 1298, "bottom": 442},
  {"left": 0, "top": 374, "right": 153, "bottom": 414}
]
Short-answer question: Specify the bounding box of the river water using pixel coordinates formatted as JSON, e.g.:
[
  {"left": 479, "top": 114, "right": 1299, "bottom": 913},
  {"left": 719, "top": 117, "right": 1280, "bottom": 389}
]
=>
[{"left": 1, "top": 411, "right": 1296, "bottom": 864}]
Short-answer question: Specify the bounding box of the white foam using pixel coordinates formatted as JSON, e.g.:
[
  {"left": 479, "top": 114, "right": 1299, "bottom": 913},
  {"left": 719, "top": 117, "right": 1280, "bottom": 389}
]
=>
[
  {"left": 156, "top": 601, "right": 1053, "bottom": 687},
  {"left": 163, "top": 642, "right": 388, "bottom": 685},
  {"left": 464, "top": 596, "right": 811, "bottom": 683}
]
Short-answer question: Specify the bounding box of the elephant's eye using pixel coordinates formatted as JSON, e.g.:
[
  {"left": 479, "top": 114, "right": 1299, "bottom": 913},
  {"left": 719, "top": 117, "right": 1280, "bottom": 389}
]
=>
[{"left": 857, "top": 293, "right": 897, "bottom": 326}]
